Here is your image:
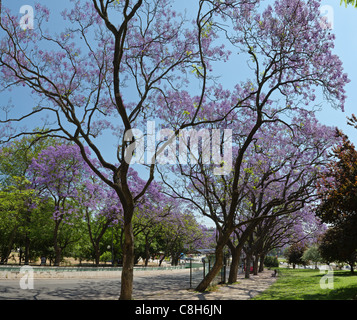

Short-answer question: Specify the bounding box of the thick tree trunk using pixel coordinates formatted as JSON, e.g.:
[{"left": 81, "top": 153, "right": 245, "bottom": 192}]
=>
[
  {"left": 227, "top": 221, "right": 259, "bottom": 283},
  {"left": 228, "top": 245, "right": 242, "bottom": 284},
  {"left": 119, "top": 219, "right": 135, "bottom": 300},
  {"left": 196, "top": 252, "right": 223, "bottom": 292},
  {"left": 195, "top": 236, "right": 227, "bottom": 292},
  {"left": 94, "top": 244, "right": 100, "bottom": 266},
  {"left": 54, "top": 246, "right": 61, "bottom": 266},
  {"left": 171, "top": 256, "right": 179, "bottom": 266}
]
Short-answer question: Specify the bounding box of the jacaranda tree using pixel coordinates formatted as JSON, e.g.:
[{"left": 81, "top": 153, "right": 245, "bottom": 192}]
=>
[
  {"left": 0, "top": 0, "right": 232, "bottom": 299},
  {"left": 0, "top": 0, "right": 350, "bottom": 298},
  {"left": 159, "top": 0, "right": 349, "bottom": 290},
  {"left": 28, "top": 144, "right": 93, "bottom": 265}
]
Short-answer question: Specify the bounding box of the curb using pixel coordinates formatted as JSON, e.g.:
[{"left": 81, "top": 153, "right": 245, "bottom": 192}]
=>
[{"left": 0, "top": 265, "right": 203, "bottom": 280}]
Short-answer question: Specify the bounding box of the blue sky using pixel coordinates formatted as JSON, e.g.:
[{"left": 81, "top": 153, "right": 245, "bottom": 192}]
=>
[
  {"left": 314, "top": 0, "right": 357, "bottom": 144},
  {"left": 2, "top": 0, "right": 357, "bottom": 143},
  {"left": 1, "top": 0, "right": 357, "bottom": 227},
  {"left": 171, "top": 0, "right": 357, "bottom": 145}
]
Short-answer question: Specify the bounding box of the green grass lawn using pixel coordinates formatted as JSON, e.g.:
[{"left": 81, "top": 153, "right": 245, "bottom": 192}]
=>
[{"left": 253, "top": 268, "right": 357, "bottom": 300}]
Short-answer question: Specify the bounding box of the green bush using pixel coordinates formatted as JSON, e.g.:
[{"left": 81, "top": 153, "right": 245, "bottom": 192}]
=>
[
  {"left": 264, "top": 256, "right": 279, "bottom": 268},
  {"left": 100, "top": 251, "right": 112, "bottom": 263}
]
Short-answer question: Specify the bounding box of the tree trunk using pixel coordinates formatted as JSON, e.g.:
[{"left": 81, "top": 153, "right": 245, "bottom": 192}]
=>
[
  {"left": 2, "top": 226, "right": 18, "bottom": 264},
  {"left": 119, "top": 218, "right": 135, "bottom": 300},
  {"left": 245, "top": 255, "right": 251, "bottom": 279},
  {"left": 144, "top": 236, "right": 150, "bottom": 267},
  {"left": 53, "top": 222, "right": 61, "bottom": 266},
  {"left": 253, "top": 255, "right": 259, "bottom": 275},
  {"left": 24, "top": 232, "right": 30, "bottom": 265},
  {"left": 227, "top": 221, "right": 259, "bottom": 283},
  {"left": 195, "top": 237, "right": 226, "bottom": 292},
  {"left": 24, "top": 210, "right": 31, "bottom": 265},
  {"left": 171, "top": 253, "right": 180, "bottom": 266},
  {"left": 196, "top": 253, "right": 223, "bottom": 292},
  {"left": 228, "top": 244, "right": 242, "bottom": 284},
  {"left": 54, "top": 246, "right": 61, "bottom": 266},
  {"left": 350, "top": 263, "right": 354, "bottom": 274},
  {"left": 94, "top": 244, "right": 100, "bottom": 266},
  {"left": 159, "top": 254, "right": 166, "bottom": 266},
  {"left": 259, "top": 254, "right": 265, "bottom": 272}
]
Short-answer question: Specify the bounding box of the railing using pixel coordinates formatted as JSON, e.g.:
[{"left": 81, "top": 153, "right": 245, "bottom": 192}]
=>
[{"left": 186, "top": 259, "right": 228, "bottom": 289}]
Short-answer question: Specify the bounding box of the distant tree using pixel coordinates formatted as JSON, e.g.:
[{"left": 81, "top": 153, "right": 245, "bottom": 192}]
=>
[
  {"left": 285, "top": 243, "right": 306, "bottom": 269},
  {"left": 0, "top": 134, "right": 56, "bottom": 187},
  {"left": 28, "top": 144, "right": 92, "bottom": 265},
  {"left": 0, "top": 180, "right": 37, "bottom": 264},
  {"left": 0, "top": 135, "right": 57, "bottom": 264},
  {"left": 155, "top": 211, "right": 210, "bottom": 266},
  {"left": 302, "top": 245, "right": 323, "bottom": 269},
  {"left": 264, "top": 256, "right": 279, "bottom": 268},
  {"left": 319, "top": 218, "right": 357, "bottom": 273}
]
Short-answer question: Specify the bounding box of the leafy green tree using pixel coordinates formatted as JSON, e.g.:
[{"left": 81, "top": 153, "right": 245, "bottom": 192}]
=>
[
  {"left": 264, "top": 256, "right": 279, "bottom": 268},
  {"left": 27, "top": 199, "right": 56, "bottom": 264},
  {"left": 341, "top": 0, "right": 357, "bottom": 8},
  {"left": 70, "top": 230, "right": 93, "bottom": 266},
  {"left": 319, "top": 218, "right": 357, "bottom": 273},
  {"left": 0, "top": 135, "right": 58, "bottom": 264},
  {"left": 316, "top": 131, "right": 357, "bottom": 224},
  {"left": 285, "top": 243, "right": 307, "bottom": 269},
  {"left": 157, "top": 212, "right": 208, "bottom": 266},
  {"left": 0, "top": 134, "right": 57, "bottom": 187},
  {"left": 0, "top": 179, "right": 38, "bottom": 264},
  {"left": 316, "top": 130, "right": 357, "bottom": 273},
  {"left": 302, "top": 245, "right": 323, "bottom": 269},
  {"left": 28, "top": 144, "right": 92, "bottom": 265}
]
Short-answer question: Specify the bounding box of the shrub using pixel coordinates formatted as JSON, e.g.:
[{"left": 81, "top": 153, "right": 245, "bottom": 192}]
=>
[{"left": 264, "top": 256, "right": 279, "bottom": 268}]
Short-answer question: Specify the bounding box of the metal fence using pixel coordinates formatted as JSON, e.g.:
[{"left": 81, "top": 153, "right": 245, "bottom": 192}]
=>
[{"left": 187, "top": 257, "right": 228, "bottom": 289}]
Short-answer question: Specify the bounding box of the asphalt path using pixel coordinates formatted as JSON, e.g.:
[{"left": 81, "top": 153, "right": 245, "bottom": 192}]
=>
[{"left": 0, "top": 269, "right": 204, "bottom": 300}]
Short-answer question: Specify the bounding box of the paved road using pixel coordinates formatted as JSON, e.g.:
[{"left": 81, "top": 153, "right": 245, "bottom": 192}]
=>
[
  {"left": 0, "top": 268, "right": 276, "bottom": 300},
  {"left": 0, "top": 269, "right": 204, "bottom": 300}
]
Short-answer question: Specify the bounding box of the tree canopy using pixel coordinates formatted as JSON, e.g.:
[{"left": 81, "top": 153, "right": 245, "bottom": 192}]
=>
[
  {"left": 341, "top": 0, "right": 357, "bottom": 8},
  {"left": 0, "top": 0, "right": 351, "bottom": 298}
]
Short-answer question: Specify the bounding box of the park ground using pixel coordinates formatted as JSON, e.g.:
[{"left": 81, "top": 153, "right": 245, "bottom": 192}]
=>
[
  {"left": 253, "top": 268, "right": 357, "bottom": 300},
  {"left": 1, "top": 266, "right": 357, "bottom": 300}
]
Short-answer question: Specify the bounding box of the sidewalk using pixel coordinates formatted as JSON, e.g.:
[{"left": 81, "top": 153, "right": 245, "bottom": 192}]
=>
[
  {"left": 132, "top": 269, "right": 277, "bottom": 300},
  {"left": 0, "top": 266, "right": 277, "bottom": 300}
]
